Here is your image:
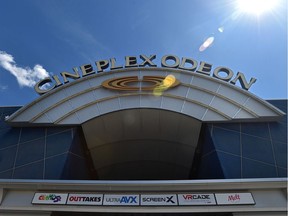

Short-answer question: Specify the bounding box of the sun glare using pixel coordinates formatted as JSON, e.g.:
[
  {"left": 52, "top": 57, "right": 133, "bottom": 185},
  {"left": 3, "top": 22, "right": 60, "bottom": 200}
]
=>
[{"left": 236, "top": 0, "right": 279, "bottom": 16}]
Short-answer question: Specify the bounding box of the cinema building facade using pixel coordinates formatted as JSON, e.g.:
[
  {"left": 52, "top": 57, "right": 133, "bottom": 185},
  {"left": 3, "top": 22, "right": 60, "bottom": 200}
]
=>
[{"left": 0, "top": 55, "right": 287, "bottom": 216}]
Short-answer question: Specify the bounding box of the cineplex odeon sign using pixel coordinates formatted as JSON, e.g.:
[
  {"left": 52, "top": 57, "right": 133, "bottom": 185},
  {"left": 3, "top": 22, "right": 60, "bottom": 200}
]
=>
[
  {"left": 34, "top": 54, "right": 257, "bottom": 94},
  {"left": 32, "top": 192, "right": 255, "bottom": 206}
]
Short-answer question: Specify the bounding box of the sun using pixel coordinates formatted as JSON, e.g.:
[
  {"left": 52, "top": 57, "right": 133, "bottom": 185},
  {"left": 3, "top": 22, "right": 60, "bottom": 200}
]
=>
[{"left": 236, "top": 0, "right": 279, "bottom": 16}]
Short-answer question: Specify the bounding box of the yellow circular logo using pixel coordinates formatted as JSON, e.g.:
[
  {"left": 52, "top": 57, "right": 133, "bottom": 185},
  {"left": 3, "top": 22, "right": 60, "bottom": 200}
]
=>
[{"left": 102, "top": 75, "right": 180, "bottom": 91}]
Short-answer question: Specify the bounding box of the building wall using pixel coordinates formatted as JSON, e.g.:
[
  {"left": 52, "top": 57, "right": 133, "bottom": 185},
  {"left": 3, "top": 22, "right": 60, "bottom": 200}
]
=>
[
  {"left": 197, "top": 100, "right": 287, "bottom": 179},
  {"left": 0, "top": 106, "right": 91, "bottom": 179},
  {"left": 0, "top": 99, "right": 287, "bottom": 180}
]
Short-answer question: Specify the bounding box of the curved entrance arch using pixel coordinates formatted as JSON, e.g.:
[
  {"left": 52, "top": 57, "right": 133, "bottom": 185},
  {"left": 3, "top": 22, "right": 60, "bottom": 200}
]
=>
[
  {"left": 82, "top": 108, "right": 202, "bottom": 180},
  {"left": 6, "top": 67, "right": 284, "bottom": 126}
]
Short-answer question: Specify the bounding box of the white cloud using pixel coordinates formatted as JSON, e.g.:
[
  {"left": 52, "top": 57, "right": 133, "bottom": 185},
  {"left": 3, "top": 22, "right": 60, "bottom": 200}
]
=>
[{"left": 0, "top": 50, "right": 50, "bottom": 88}]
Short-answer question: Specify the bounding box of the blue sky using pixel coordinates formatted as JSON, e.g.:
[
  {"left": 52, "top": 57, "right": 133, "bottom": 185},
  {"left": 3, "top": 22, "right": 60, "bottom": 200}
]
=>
[{"left": 0, "top": 0, "right": 287, "bottom": 106}]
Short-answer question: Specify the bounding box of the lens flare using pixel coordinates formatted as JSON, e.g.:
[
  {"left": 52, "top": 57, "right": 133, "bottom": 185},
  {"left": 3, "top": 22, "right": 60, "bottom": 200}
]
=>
[
  {"left": 153, "top": 74, "right": 176, "bottom": 96},
  {"left": 218, "top": 27, "right": 224, "bottom": 33},
  {"left": 199, "top": 37, "right": 214, "bottom": 52},
  {"left": 153, "top": 87, "right": 163, "bottom": 96},
  {"left": 163, "top": 75, "right": 176, "bottom": 87}
]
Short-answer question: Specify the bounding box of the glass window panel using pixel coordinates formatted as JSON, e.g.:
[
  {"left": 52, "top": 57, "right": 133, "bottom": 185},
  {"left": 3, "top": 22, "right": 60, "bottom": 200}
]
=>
[
  {"left": 242, "top": 158, "right": 277, "bottom": 178},
  {"left": 0, "top": 170, "right": 12, "bottom": 178},
  {"left": 0, "top": 146, "right": 17, "bottom": 172},
  {"left": 62, "top": 154, "right": 90, "bottom": 180},
  {"left": 197, "top": 151, "right": 224, "bottom": 179},
  {"left": 269, "top": 122, "right": 287, "bottom": 143},
  {"left": 201, "top": 128, "right": 216, "bottom": 155},
  {"left": 47, "top": 127, "right": 72, "bottom": 136},
  {"left": 46, "top": 130, "right": 73, "bottom": 157},
  {"left": 0, "top": 128, "right": 20, "bottom": 149},
  {"left": 267, "top": 100, "right": 287, "bottom": 113},
  {"left": 213, "top": 123, "right": 240, "bottom": 132},
  {"left": 15, "top": 138, "right": 45, "bottom": 166},
  {"left": 20, "top": 127, "right": 45, "bottom": 143},
  {"left": 241, "top": 122, "right": 270, "bottom": 139},
  {"left": 69, "top": 128, "right": 86, "bottom": 157},
  {"left": 212, "top": 127, "right": 240, "bottom": 155},
  {"left": 242, "top": 134, "right": 274, "bottom": 164},
  {"left": 277, "top": 167, "right": 287, "bottom": 177},
  {"left": 0, "top": 119, "right": 10, "bottom": 129},
  {"left": 13, "top": 161, "right": 44, "bottom": 179},
  {"left": 217, "top": 151, "right": 241, "bottom": 179},
  {"left": 45, "top": 154, "right": 68, "bottom": 179},
  {"left": 273, "top": 141, "right": 287, "bottom": 168}
]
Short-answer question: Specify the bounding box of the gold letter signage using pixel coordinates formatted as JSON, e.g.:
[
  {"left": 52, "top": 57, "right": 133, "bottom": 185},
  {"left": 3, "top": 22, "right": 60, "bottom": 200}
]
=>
[{"left": 34, "top": 54, "right": 257, "bottom": 95}]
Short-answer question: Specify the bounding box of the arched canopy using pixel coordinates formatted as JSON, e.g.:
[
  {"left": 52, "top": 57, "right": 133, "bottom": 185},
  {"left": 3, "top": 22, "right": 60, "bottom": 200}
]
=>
[
  {"left": 82, "top": 108, "right": 202, "bottom": 179},
  {"left": 6, "top": 67, "right": 285, "bottom": 126}
]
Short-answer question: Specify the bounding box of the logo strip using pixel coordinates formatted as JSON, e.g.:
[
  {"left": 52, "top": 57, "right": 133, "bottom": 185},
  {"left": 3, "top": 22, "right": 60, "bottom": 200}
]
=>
[{"left": 32, "top": 192, "right": 255, "bottom": 206}]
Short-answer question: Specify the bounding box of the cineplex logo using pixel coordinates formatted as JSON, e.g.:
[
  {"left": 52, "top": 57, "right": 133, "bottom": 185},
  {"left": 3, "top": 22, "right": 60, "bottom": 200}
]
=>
[{"left": 32, "top": 192, "right": 255, "bottom": 206}]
